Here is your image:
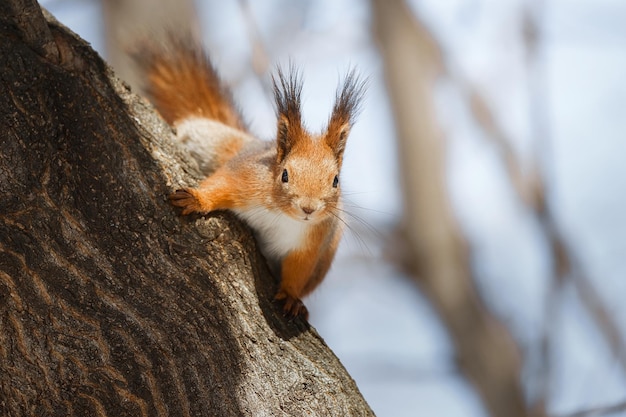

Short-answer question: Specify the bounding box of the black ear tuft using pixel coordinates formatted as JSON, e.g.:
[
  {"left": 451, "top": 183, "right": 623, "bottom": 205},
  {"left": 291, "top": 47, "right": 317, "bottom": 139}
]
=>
[
  {"left": 326, "top": 69, "right": 368, "bottom": 163},
  {"left": 332, "top": 68, "right": 368, "bottom": 127},
  {"left": 272, "top": 62, "right": 303, "bottom": 122},
  {"left": 273, "top": 63, "right": 304, "bottom": 162}
]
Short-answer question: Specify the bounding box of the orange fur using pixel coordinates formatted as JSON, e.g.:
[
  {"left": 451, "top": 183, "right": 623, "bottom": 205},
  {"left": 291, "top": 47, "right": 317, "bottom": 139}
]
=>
[
  {"left": 213, "top": 136, "right": 247, "bottom": 167},
  {"left": 135, "top": 36, "right": 246, "bottom": 130},
  {"left": 138, "top": 37, "right": 366, "bottom": 319}
]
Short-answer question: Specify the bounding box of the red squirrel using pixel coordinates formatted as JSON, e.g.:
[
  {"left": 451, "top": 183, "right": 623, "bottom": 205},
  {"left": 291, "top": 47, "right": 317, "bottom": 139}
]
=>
[{"left": 137, "top": 38, "right": 366, "bottom": 319}]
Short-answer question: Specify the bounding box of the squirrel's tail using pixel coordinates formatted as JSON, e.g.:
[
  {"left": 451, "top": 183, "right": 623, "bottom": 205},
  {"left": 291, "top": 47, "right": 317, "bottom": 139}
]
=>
[{"left": 134, "top": 35, "right": 246, "bottom": 131}]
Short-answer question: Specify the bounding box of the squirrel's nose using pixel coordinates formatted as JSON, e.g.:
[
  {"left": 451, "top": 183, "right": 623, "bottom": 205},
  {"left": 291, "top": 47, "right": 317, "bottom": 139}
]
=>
[{"left": 297, "top": 198, "right": 321, "bottom": 217}]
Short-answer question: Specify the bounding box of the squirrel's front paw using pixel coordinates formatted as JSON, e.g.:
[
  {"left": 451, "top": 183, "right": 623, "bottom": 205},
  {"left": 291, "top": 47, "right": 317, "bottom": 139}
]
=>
[
  {"left": 274, "top": 290, "right": 309, "bottom": 320},
  {"left": 169, "top": 188, "right": 203, "bottom": 215}
]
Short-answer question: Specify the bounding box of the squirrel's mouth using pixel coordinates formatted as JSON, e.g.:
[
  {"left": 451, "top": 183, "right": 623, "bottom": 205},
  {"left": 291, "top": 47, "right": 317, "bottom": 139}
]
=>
[
  {"left": 294, "top": 211, "right": 316, "bottom": 222},
  {"left": 300, "top": 210, "right": 326, "bottom": 223},
  {"left": 294, "top": 200, "right": 324, "bottom": 222}
]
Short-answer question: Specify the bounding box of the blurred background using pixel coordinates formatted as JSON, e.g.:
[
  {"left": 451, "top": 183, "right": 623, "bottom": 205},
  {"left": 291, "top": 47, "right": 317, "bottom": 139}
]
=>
[{"left": 40, "top": 0, "right": 626, "bottom": 416}]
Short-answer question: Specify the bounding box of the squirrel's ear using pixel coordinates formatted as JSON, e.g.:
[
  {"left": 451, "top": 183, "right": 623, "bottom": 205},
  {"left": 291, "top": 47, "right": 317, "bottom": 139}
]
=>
[
  {"left": 325, "top": 122, "right": 351, "bottom": 165},
  {"left": 273, "top": 64, "right": 304, "bottom": 162},
  {"left": 326, "top": 69, "right": 367, "bottom": 164},
  {"left": 276, "top": 114, "right": 292, "bottom": 162}
]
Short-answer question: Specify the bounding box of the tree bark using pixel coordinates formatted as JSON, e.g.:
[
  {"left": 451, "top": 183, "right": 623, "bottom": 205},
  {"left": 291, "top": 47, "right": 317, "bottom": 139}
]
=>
[{"left": 0, "top": 3, "right": 373, "bottom": 416}]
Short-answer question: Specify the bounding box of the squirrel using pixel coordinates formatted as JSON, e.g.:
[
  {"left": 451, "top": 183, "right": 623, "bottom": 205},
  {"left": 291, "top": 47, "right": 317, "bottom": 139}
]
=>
[{"left": 136, "top": 37, "right": 366, "bottom": 319}]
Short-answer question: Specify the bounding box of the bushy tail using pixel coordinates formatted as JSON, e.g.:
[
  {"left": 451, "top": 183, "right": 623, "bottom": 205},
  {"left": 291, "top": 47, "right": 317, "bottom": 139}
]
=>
[{"left": 133, "top": 35, "right": 246, "bottom": 131}]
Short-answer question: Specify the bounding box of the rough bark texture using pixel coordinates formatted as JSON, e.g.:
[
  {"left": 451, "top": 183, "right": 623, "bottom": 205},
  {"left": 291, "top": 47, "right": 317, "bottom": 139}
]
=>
[{"left": 0, "top": 4, "right": 373, "bottom": 417}]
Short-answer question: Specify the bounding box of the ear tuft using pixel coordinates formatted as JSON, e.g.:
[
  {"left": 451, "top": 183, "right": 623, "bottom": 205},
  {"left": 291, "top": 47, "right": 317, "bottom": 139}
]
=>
[
  {"left": 326, "top": 69, "right": 367, "bottom": 163},
  {"left": 273, "top": 63, "right": 304, "bottom": 162}
]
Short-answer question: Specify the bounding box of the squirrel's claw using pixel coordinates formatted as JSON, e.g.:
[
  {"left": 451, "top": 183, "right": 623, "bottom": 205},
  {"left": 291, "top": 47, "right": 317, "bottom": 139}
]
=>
[
  {"left": 274, "top": 291, "right": 309, "bottom": 320},
  {"left": 169, "top": 188, "right": 202, "bottom": 215}
]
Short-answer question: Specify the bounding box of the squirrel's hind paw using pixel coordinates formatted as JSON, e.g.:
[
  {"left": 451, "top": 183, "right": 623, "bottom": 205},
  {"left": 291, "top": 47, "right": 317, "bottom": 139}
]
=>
[{"left": 274, "top": 291, "right": 309, "bottom": 321}]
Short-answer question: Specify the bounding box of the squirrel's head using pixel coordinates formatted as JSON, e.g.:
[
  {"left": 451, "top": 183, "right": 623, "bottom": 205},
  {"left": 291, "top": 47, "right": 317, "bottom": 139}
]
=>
[{"left": 271, "top": 65, "right": 366, "bottom": 223}]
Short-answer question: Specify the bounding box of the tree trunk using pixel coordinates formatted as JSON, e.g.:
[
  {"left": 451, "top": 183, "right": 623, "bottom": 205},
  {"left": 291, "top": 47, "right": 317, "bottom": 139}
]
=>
[{"left": 0, "top": 3, "right": 373, "bottom": 416}]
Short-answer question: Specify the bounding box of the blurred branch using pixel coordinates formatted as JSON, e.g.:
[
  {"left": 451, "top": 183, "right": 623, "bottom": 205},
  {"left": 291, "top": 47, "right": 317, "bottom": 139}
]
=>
[
  {"left": 459, "top": 1, "right": 626, "bottom": 409},
  {"left": 555, "top": 399, "right": 626, "bottom": 417},
  {"left": 371, "top": 0, "right": 544, "bottom": 416},
  {"left": 237, "top": 0, "right": 271, "bottom": 78},
  {"left": 466, "top": 85, "right": 545, "bottom": 208},
  {"left": 523, "top": 0, "right": 626, "bottom": 384},
  {"left": 572, "top": 261, "right": 626, "bottom": 369},
  {"left": 464, "top": 50, "right": 567, "bottom": 409}
]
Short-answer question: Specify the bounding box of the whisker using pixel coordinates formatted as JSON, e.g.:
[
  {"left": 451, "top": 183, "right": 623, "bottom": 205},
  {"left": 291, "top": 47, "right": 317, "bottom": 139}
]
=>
[
  {"left": 328, "top": 209, "right": 372, "bottom": 256},
  {"left": 327, "top": 204, "right": 382, "bottom": 257},
  {"left": 340, "top": 195, "right": 396, "bottom": 219},
  {"left": 333, "top": 204, "right": 385, "bottom": 240},
  {"left": 340, "top": 191, "right": 372, "bottom": 196}
]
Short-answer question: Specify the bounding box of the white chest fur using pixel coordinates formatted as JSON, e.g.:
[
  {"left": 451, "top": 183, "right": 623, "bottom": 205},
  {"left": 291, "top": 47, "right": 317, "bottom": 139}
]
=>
[{"left": 234, "top": 206, "right": 310, "bottom": 260}]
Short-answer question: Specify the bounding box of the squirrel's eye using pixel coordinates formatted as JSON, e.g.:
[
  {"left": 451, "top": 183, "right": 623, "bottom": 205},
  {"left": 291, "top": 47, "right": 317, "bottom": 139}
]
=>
[
  {"left": 282, "top": 169, "right": 289, "bottom": 183},
  {"left": 332, "top": 175, "right": 339, "bottom": 188}
]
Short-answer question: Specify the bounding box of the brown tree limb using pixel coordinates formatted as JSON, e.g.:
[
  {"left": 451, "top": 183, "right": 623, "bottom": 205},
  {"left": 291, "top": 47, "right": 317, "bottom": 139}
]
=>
[{"left": 0, "top": 5, "right": 374, "bottom": 416}]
